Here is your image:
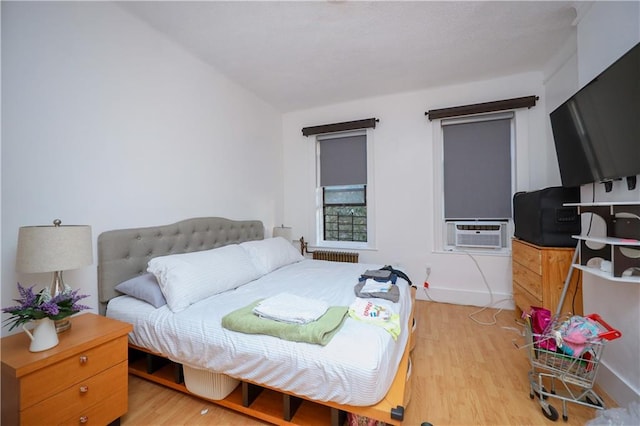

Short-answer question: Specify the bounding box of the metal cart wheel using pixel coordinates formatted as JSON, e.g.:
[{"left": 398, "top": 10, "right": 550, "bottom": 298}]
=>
[
  {"left": 585, "top": 395, "right": 603, "bottom": 407},
  {"left": 541, "top": 404, "right": 559, "bottom": 421}
]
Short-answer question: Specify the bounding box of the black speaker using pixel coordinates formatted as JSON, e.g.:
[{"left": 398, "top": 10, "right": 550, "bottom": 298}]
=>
[
  {"left": 612, "top": 216, "right": 640, "bottom": 240},
  {"left": 513, "top": 186, "right": 581, "bottom": 247}
]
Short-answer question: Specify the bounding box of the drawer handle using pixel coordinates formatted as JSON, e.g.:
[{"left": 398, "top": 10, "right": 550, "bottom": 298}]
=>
[
  {"left": 79, "top": 355, "right": 88, "bottom": 364},
  {"left": 79, "top": 416, "right": 88, "bottom": 424},
  {"left": 79, "top": 385, "right": 89, "bottom": 393}
]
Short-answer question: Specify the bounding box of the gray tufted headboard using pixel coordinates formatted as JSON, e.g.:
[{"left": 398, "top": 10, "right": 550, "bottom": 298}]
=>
[{"left": 97, "top": 217, "right": 264, "bottom": 315}]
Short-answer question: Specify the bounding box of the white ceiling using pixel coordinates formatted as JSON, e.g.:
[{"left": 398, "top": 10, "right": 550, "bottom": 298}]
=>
[{"left": 117, "top": 1, "right": 579, "bottom": 112}]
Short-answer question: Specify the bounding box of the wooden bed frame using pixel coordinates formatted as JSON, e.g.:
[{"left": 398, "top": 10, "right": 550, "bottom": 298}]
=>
[{"left": 97, "top": 217, "right": 415, "bottom": 425}]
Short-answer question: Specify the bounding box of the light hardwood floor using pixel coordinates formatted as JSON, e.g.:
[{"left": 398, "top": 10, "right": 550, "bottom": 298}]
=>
[{"left": 122, "top": 300, "right": 616, "bottom": 425}]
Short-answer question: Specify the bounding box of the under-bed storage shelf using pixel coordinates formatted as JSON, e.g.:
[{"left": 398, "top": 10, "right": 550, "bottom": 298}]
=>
[
  {"left": 566, "top": 202, "right": 640, "bottom": 283},
  {"left": 127, "top": 343, "right": 412, "bottom": 426},
  {"left": 127, "top": 344, "right": 335, "bottom": 425},
  {"left": 129, "top": 345, "right": 332, "bottom": 425}
]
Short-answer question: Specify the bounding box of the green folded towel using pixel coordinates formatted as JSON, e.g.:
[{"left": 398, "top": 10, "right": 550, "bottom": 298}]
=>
[{"left": 222, "top": 299, "right": 348, "bottom": 346}]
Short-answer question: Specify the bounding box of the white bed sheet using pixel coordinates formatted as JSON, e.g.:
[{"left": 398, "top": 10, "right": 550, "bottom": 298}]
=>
[{"left": 106, "top": 259, "right": 412, "bottom": 406}]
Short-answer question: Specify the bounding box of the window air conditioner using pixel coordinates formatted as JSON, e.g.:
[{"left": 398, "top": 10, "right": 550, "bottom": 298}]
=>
[{"left": 446, "top": 221, "right": 508, "bottom": 249}]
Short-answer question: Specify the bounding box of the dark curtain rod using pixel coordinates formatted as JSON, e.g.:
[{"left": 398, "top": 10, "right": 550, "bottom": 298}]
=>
[
  {"left": 425, "top": 95, "right": 538, "bottom": 121},
  {"left": 302, "top": 118, "right": 379, "bottom": 137}
]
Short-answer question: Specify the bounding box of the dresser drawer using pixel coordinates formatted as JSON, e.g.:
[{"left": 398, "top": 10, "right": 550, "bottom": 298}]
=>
[
  {"left": 513, "top": 282, "right": 541, "bottom": 315},
  {"left": 58, "top": 388, "right": 128, "bottom": 426},
  {"left": 512, "top": 261, "right": 543, "bottom": 300},
  {"left": 512, "top": 239, "right": 542, "bottom": 274},
  {"left": 20, "top": 336, "right": 127, "bottom": 409},
  {"left": 21, "top": 361, "right": 127, "bottom": 425}
]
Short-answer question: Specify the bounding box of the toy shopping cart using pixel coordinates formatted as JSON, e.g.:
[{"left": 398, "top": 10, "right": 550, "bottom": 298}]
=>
[
  {"left": 518, "top": 244, "right": 623, "bottom": 421},
  {"left": 522, "top": 311, "right": 622, "bottom": 421}
]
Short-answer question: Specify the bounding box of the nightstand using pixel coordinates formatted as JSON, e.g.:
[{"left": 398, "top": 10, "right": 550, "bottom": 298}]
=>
[{"left": 1, "top": 313, "right": 132, "bottom": 426}]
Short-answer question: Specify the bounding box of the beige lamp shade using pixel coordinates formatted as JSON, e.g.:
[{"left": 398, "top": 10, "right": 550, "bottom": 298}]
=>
[
  {"left": 16, "top": 222, "right": 93, "bottom": 273},
  {"left": 272, "top": 225, "right": 292, "bottom": 242}
]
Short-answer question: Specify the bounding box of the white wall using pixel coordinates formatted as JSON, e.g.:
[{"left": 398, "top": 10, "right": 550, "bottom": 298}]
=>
[
  {"left": 1, "top": 1, "right": 283, "bottom": 336},
  {"left": 576, "top": 1, "right": 640, "bottom": 408},
  {"left": 283, "top": 72, "right": 553, "bottom": 308},
  {"left": 544, "top": 1, "right": 640, "bottom": 408}
]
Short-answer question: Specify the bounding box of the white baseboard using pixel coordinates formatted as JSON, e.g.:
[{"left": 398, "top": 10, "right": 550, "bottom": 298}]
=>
[
  {"left": 415, "top": 286, "right": 514, "bottom": 310},
  {"left": 597, "top": 361, "right": 640, "bottom": 408}
]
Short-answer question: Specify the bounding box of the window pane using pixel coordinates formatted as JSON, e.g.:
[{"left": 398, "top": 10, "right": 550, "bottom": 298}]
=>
[
  {"left": 324, "top": 185, "right": 366, "bottom": 205},
  {"left": 323, "top": 185, "right": 367, "bottom": 242}
]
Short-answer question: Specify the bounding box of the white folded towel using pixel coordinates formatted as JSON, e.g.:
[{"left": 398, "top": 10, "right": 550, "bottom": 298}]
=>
[
  {"left": 360, "top": 278, "right": 392, "bottom": 293},
  {"left": 253, "top": 292, "right": 329, "bottom": 324}
]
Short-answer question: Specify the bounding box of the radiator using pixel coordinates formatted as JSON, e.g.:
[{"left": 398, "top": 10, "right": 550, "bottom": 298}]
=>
[{"left": 312, "top": 250, "right": 359, "bottom": 263}]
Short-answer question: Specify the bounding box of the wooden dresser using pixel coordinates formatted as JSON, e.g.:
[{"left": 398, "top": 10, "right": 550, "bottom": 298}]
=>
[
  {"left": 512, "top": 238, "right": 583, "bottom": 318},
  {"left": 1, "top": 313, "right": 132, "bottom": 426}
]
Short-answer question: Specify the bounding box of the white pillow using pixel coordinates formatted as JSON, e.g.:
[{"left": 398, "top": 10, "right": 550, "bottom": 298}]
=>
[
  {"left": 147, "top": 244, "right": 261, "bottom": 312},
  {"left": 240, "top": 237, "right": 304, "bottom": 275}
]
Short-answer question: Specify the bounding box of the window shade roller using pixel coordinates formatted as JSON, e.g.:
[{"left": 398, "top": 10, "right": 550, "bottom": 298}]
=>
[
  {"left": 302, "top": 118, "right": 378, "bottom": 137},
  {"left": 426, "top": 96, "right": 537, "bottom": 121}
]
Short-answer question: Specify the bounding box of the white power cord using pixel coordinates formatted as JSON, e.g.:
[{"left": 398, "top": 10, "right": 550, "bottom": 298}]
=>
[{"left": 422, "top": 249, "right": 514, "bottom": 327}]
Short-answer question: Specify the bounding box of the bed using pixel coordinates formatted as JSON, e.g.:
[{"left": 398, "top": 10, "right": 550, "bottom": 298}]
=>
[{"left": 98, "top": 217, "right": 416, "bottom": 425}]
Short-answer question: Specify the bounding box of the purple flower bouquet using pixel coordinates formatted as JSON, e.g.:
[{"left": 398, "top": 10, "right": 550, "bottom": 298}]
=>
[{"left": 2, "top": 283, "right": 90, "bottom": 331}]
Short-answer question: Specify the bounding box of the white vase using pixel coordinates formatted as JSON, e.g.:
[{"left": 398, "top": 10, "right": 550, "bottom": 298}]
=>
[{"left": 23, "top": 318, "right": 59, "bottom": 352}]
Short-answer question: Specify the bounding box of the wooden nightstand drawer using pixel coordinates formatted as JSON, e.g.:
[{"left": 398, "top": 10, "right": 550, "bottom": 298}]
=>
[
  {"left": 21, "top": 361, "right": 127, "bottom": 425},
  {"left": 20, "top": 336, "right": 128, "bottom": 409},
  {"left": 512, "top": 239, "right": 542, "bottom": 274},
  {"left": 58, "top": 389, "right": 128, "bottom": 426},
  {"left": 512, "top": 261, "right": 542, "bottom": 300}
]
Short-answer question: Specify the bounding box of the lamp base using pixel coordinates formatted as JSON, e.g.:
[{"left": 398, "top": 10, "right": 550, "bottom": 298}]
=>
[
  {"left": 50, "top": 271, "right": 72, "bottom": 333},
  {"left": 55, "top": 319, "right": 71, "bottom": 333}
]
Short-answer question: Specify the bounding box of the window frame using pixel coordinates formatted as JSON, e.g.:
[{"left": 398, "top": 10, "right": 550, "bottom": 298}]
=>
[
  {"left": 314, "top": 129, "right": 375, "bottom": 250},
  {"left": 433, "top": 111, "right": 517, "bottom": 254}
]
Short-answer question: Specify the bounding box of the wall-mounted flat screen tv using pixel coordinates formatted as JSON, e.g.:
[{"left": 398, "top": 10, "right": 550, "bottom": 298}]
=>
[{"left": 550, "top": 42, "right": 639, "bottom": 188}]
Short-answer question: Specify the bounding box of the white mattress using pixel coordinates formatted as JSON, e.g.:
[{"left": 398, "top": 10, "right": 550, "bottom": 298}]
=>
[{"left": 107, "top": 259, "right": 412, "bottom": 406}]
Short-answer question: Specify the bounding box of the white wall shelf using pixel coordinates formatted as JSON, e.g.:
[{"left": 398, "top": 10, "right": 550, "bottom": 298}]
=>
[
  {"left": 565, "top": 202, "right": 640, "bottom": 207},
  {"left": 572, "top": 235, "right": 640, "bottom": 247},
  {"left": 567, "top": 202, "right": 640, "bottom": 283},
  {"left": 573, "top": 264, "right": 640, "bottom": 284}
]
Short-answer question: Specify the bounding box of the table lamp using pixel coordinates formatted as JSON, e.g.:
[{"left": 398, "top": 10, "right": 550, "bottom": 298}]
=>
[
  {"left": 272, "top": 225, "right": 292, "bottom": 241},
  {"left": 15, "top": 219, "right": 93, "bottom": 332}
]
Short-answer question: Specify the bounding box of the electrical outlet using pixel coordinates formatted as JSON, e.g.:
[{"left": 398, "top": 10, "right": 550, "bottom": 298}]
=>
[{"left": 425, "top": 264, "right": 432, "bottom": 276}]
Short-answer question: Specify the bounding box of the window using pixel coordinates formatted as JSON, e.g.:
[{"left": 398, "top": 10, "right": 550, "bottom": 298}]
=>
[
  {"left": 316, "top": 132, "right": 371, "bottom": 245},
  {"left": 439, "top": 112, "right": 515, "bottom": 251}
]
